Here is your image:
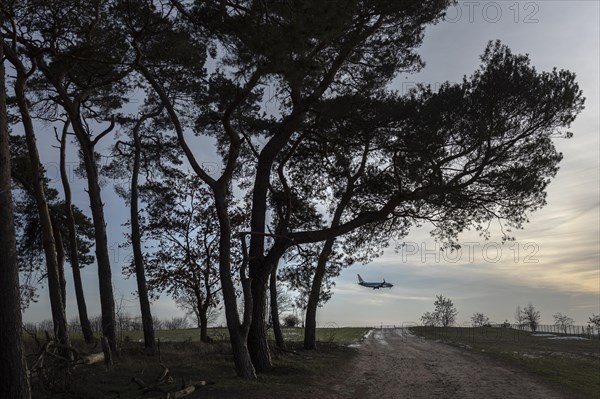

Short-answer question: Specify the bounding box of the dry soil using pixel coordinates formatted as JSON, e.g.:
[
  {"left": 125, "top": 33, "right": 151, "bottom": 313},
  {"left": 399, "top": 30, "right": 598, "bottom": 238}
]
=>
[{"left": 318, "top": 328, "right": 570, "bottom": 399}]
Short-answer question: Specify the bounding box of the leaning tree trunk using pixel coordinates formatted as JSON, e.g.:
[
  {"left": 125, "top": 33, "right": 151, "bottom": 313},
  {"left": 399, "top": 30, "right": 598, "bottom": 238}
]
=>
[
  {"left": 59, "top": 125, "right": 95, "bottom": 343},
  {"left": 0, "top": 41, "right": 32, "bottom": 399},
  {"left": 304, "top": 238, "right": 335, "bottom": 350},
  {"left": 8, "top": 48, "right": 70, "bottom": 349},
  {"left": 303, "top": 147, "right": 365, "bottom": 350},
  {"left": 269, "top": 267, "right": 285, "bottom": 349},
  {"left": 130, "top": 114, "right": 155, "bottom": 353}
]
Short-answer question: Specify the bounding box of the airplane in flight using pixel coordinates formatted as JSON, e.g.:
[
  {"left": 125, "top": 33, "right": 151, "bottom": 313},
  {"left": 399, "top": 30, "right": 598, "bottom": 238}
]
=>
[{"left": 357, "top": 274, "right": 393, "bottom": 289}]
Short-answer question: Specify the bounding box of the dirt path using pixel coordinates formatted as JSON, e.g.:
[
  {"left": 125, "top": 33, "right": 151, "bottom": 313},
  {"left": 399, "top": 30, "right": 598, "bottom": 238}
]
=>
[{"left": 322, "top": 328, "right": 569, "bottom": 399}]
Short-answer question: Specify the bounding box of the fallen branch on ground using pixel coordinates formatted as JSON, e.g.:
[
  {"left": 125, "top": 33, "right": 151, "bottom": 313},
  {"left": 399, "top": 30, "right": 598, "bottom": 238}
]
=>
[
  {"left": 82, "top": 352, "right": 104, "bottom": 365},
  {"left": 132, "top": 370, "right": 212, "bottom": 398},
  {"left": 156, "top": 363, "right": 174, "bottom": 384}
]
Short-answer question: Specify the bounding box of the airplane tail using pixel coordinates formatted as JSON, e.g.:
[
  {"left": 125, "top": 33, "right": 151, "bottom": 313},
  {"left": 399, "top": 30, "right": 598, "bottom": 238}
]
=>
[{"left": 357, "top": 274, "right": 364, "bottom": 283}]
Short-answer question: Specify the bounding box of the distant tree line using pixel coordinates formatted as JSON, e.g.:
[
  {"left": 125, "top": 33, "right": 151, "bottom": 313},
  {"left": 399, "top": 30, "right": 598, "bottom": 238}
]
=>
[
  {"left": 24, "top": 315, "right": 194, "bottom": 334},
  {"left": 420, "top": 298, "right": 596, "bottom": 335}
]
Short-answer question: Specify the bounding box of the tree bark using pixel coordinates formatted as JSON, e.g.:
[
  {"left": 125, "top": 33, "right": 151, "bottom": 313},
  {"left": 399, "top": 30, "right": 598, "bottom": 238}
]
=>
[
  {"left": 196, "top": 282, "right": 213, "bottom": 343},
  {"left": 248, "top": 267, "right": 273, "bottom": 372},
  {"left": 0, "top": 40, "right": 32, "bottom": 399},
  {"left": 199, "top": 307, "right": 208, "bottom": 343},
  {"left": 50, "top": 215, "right": 67, "bottom": 311},
  {"left": 304, "top": 239, "right": 335, "bottom": 349},
  {"left": 131, "top": 113, "right": 156, "bottom": 353},
  {"left": 269, "top": 267, "right": 285, "bottom": 349},
  {"left": 59, "top": 125, "right": 95, "bottom": 343},
  {"left": 199, "top": 259, "right": 214, "bottom": 343},
  {"left": 73, "top": 123, "right": 117, "bottom": 353},
  {"left": 5, "top": 45, "right": 71, "bottom": 349}
]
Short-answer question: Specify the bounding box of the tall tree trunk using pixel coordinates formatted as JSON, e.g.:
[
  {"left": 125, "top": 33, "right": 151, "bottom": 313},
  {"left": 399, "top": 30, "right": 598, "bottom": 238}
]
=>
[
  {"left": 246, "top": 110, "right": 306, "bottom": 372},
  {"left": 76, "top": 128, "right": 117, "bottom": 353},
  {"left": 0, "top": 40, "right": 32, "bottom": 399},
  {"left": 137, "top": 61, "right": 255, "bottom": 377},
  {"left": 59, "top": 125, "right": 95, "bottom": 343},
  {"left": 214, "top": 185, "right": 256, "bottom": 378},
  {"left": 131, "top": 114, "right": 155, "bottom": 353},
  {"left": 304, "top": 239, "right": 335, "bottom": 350},
  {"left": 37, "top": 57, "right": 118, "bottom": 354},
  {"left": 269, "top": 267, "right": 285, "bottom": 349},
  {"left": 248, "top": 268, "right": 273, "bottom": 372},
  {"left": 6, "top": 46, "right": 70, "bottom": 349}
]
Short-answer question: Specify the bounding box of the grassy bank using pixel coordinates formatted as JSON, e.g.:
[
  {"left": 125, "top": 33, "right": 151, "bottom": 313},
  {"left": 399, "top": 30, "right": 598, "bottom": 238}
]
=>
[{"left": 410, "top": 326, "right": 600, "bottom": 398}]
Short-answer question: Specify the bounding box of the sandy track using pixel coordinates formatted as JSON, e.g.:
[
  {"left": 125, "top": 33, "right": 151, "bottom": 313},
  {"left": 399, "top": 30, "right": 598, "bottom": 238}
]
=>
[{"left": 326, "top": 328, "right": 568, "bottom": 399}]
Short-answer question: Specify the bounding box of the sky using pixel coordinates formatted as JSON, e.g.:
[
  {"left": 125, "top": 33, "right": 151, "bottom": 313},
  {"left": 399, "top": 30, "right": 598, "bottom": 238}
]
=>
[{"left": 22, "top": 1, "right": 599, "bottom": 327}]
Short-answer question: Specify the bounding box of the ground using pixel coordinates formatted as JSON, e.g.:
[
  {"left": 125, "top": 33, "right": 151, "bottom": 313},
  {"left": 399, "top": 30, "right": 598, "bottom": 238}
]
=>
[
  {"left": 312, "top": 328, "right": 591, "bottom": 399},
  {"left": 28, "top": 327, "right": 598, "bottom": 398}
]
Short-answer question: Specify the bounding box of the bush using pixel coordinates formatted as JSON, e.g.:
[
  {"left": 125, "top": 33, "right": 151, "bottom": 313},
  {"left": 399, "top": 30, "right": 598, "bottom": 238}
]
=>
[
  {"left": 282, "top": 314, "right": 300, "bottom": 328},
  {"left": 164, "top": 317, "right": 190, "bottom": 330}
]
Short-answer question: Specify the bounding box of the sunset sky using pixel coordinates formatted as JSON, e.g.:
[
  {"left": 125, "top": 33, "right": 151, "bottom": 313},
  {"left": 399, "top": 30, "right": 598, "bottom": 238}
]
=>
[{"left": 22, "top": 1, "right": 599, "bottom": 327}]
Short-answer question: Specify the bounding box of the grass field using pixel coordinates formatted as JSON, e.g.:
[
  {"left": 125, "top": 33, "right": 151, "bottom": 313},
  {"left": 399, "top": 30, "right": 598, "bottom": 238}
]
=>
[
  {"left": 26, "top": 327, "right": 369, "bottom": 399},
  {"left": 114, "top": 326, "right": 369, "bottom": 346},
  {"left": 410, "top": 326, "right": 600, "bottom": 398}
]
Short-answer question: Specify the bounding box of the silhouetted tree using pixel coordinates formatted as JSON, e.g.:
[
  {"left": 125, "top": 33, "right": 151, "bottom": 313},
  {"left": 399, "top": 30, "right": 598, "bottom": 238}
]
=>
[
  {"left": 588, "top": 314, "right": 600, "bottom": 331},
  {"left": 0, "top": 35, "right": 31, "bottom": 399},
  {"left": 141, "top": 175, "right": 245, "bottom": 343},
  {"left": 471, "top": 312, "right": 490, "bottom": 327},
  {"left": 435, "top": 295, "right": 458, "bottom": 327},
  {"left": 247, "top": 40, "right": 583, "bottom": 367},
  {"left": 3, "top": 37, "right": 70, "bottom": 349},
  {"left": 522, "top": 303, "right": 541, "bottom": 332},
  {"left": 420, "top": 312, "right": 439, "bottom": 327},
  {"left": 421, "top": 295, "right": 458, "bottom": 327},
  {"left": 125, "top": 0, "right": 453, "bottom": 375},
  {"left": 57, "top": 123, "right": 95, "bottom": 343},
  {"left": 552, "top": 312, "right": 574, "bottom": 334},
  {"left": 106, "top": 105, "right": 176, "bottom": 353},
  {"left": 6, "top": 0, "right": 136, "bottom": 354},
  {"left": 9, "top": 131, "right": 96, "bottom": 342}
]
